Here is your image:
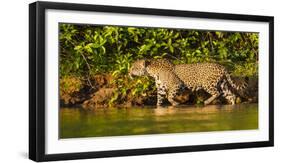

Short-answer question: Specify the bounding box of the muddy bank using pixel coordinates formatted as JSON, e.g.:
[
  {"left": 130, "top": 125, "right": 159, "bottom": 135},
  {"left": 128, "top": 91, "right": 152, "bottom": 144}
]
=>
[{"left": 60, "top": 74, "right": 258, "bottom": 109}]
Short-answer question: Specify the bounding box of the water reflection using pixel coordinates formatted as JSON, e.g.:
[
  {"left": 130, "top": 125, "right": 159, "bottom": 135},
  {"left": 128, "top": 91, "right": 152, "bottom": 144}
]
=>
[{"left": 60, "top": 104, "right": 258, "bottom": 139}]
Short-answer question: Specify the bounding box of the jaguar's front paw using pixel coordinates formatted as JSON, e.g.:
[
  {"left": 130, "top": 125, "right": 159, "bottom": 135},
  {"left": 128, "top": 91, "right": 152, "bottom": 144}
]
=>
[
  {"left": 156, "top": 101, "right": 163, "bottom": 106},
  {"left": 171, "top": 101, "right": 179, "bottom": 107}
]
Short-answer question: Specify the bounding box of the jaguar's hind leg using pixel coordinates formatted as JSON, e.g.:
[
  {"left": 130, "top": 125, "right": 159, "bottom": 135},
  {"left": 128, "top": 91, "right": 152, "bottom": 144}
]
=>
[
  {"left": 204, "top": 87, "right": 221, "bottom": 105},
  {"left": 220, "top": 80, "right": 236, "bottom": 105}
]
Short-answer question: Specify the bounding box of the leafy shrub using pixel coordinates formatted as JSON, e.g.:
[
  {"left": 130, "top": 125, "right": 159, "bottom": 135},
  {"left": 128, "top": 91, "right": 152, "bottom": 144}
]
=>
[
  {"left": 60, "top": 76, "right": 83, "bottom": 104},
  {"left": 59, "top": 24, "right": 259, "bottom": 106}
]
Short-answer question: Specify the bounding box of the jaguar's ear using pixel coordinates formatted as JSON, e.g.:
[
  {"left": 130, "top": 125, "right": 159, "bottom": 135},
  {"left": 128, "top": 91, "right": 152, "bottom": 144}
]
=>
[{"left": 143, "top": 59, "right": 150, "bottom": 68}]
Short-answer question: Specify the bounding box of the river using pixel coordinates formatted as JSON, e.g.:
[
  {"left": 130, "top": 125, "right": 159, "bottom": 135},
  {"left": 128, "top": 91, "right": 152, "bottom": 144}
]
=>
[{"left": 60, "top": 104, "right": 258, "bottom": 139}]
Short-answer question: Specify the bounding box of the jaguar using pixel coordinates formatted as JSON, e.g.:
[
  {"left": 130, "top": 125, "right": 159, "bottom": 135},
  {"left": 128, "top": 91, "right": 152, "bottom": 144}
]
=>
[
  {"left": 129, "top": 59, "right": 187, "bottom": 106},
  {"left": 174, "top": 62, "right": 247, "bottom": 105},
  {"left": 129, "top": 59, "right": 246, "bottom": 106}
]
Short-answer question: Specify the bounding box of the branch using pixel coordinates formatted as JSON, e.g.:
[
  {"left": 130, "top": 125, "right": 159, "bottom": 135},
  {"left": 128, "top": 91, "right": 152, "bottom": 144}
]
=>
[{"left": 79, "top": 52, "right": 95, "bottom": 89}]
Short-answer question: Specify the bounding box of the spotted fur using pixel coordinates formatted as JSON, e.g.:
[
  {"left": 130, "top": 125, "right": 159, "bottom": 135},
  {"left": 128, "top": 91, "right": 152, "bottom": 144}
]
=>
[
  {"left": 129, "top": 59, "right": 186, "bottom": 106},
  {"left": 129, "top": 59, "right": 247, "bottom": 105},
  {"left": 174, "top": 63, "right": 247, "bottom": 105}
]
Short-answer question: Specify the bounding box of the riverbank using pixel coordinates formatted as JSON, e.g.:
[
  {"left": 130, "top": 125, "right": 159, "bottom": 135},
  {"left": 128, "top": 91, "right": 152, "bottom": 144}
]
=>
[{"left": 59, "top": 74, "right": 258, "bottom": 109}]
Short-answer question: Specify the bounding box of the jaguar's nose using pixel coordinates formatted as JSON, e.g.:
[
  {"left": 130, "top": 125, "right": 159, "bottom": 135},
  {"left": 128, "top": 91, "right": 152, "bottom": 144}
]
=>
[
  {"left": 128, "top": 72, "right": 134, "bottom": 79},
  {"left": 128, "top": 73, "right": 133, "bottom": 79}
]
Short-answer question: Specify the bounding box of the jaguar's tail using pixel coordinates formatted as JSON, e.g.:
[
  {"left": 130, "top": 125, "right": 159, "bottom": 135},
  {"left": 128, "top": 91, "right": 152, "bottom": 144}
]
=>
[{"left": 225, "top": 72, "right": 248, "bottom": 91}]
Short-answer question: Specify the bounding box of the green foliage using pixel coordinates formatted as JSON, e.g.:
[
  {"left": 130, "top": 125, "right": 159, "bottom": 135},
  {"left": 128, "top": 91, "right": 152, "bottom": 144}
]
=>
[
  {"left": 60, "top": 76, "right": 83, "bottom": 104},
  {"left": 59, "top": 24, "right": 259, "bottom": 106}
]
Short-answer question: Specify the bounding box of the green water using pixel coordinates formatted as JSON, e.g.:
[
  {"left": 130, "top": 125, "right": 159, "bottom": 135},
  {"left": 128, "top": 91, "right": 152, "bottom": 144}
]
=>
[{"left": 60, "top": 104, "right": 258, "bottom": 139}]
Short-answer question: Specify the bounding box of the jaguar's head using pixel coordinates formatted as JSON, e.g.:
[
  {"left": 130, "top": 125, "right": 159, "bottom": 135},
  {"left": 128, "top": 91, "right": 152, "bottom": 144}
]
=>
[{"left": 128, "top": 59, "right": 149, "bottom": 78}]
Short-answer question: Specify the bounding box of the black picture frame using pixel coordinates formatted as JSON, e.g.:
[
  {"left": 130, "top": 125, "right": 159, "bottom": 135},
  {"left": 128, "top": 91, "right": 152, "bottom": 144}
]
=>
[{"left": 29, "top": 1, "right": 274, "bottom": 162}]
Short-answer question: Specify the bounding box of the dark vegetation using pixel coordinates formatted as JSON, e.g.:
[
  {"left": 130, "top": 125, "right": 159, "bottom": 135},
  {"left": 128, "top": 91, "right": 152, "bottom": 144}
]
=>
[{"left": 59, "top": 23, "right": 258, "bottom": 108}]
